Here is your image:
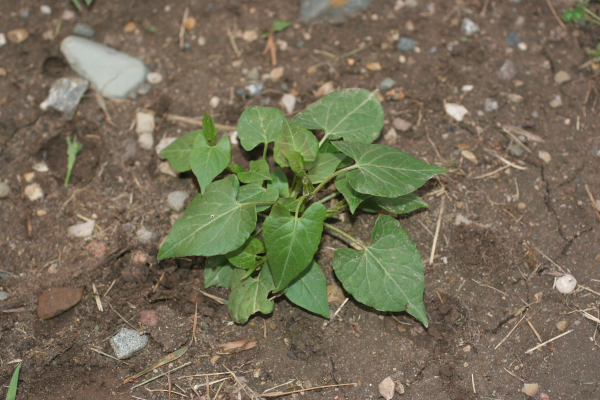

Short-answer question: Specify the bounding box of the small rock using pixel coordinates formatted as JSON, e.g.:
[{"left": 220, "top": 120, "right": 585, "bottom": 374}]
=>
[
  {"left": 461, "top": 18, "right": 479, "bottom": 36},
  {"left": 270, "top": 67, "right": 285, "bottom": 82},
  {"left": 327, "top": 284, "right": 345, "bottom": 304},
  {"left": 484, "top": 98, "right": 498, "bottom": 112},
  {"left": 554, "top": 70, "right": 571, "bottom": 85},
  {"left": 62, "top": 10, "right": 76, "bottom": 21},
  {"left": 276, "top": 39, "right": 288, "bottom": 51},
  {"left": 508, "top": 143, "right": 525, "bottom": 157},
  {"left": 184, "top": 16, "right": 196, "bottom": 30},
  {"left": 7, "top": 29, "right": 29, "bottom": 44},
  {"left": 395, "top": 381, "right": 405, "bottom": 395},
  {"left": 86, "top": 239, "right": 108, "bottom": 259},
  {"left": 137, "top": 226, "right": 158, "bottom": 245},
  {"left": 138, "top": 133, "right": 154, "bottom": 151},
  {"left": 0, "top": 182, "right": 10, "bottom": 198},
  {"left": 68, "top": 220, "right": 95, "bottom": 238},
  {"left": 461, "top": 84, "right": 474, "bottom": 92},
  {"left": 428, "top": 46, "right": 438, "bottom": 54},
  {"left": 549, "top": 95, "right": 562, "bottom": 108},
  {"left": 506, "top": 93, "right": 524, "bottom": 103},
  {"left": 20, "top": 9, "right": 30, "bottom": 19},
  {"left": 405, "top": 20, "right": 415, "bottom": 31},
  {"left": 506, "top": 32, "right": 520, "bottom": 47},
  {"left": 167, "top": 191, "right": 189, "bottom": 212},
  {"left": 384, "top": 127, "right": 398, "bottom": 144},
  {"left": 40, "top": 5, "right": 52, "bottom": 15},
  {"left": 39, "top": 78, "right": 90, "bottom": 118},
  {"left": 444, "top": 103, "right": 468, "bottom": 122},
  {"left": 315, "top": 81, "right": 335, "bottom": 97},
  {"left": 121, "top": 263, "right": 148, "bottom": 283},
  {"left": 538, "top": 150, "right": 551, "bottom": 164},
  {"left": 366, "top": 62, "right": 382, "bottom": 71},
  {"left": 247, "top": 67, "right": 260, "bottom": 81},
  {"left": 498, "top": 60, "right": 517, "bottom": 81},
  {"left": 23, "top": 172, "right": 35, "bottom": 183},
  {"left": 385, "top": 87, "right": 404, "bottom": 101},
  {"left": 245, "top": 82, "right": 264, "bottom": 97},
  {"left": 209, "top": 96, "right": 220, "bottom": 109},
  {"left": 110, "top": 328, "right": 148, "bottom": 359},
  {"left": 0, "top": 33, "right": 6, "bottom": 48},
  {"left": 393, "top": 117, "right": 412, "bottom": 132},
  {"left": 300, "top": 0, "right": 370, "bottom": 23},
  {"left": 159, "top": 161, "right": 179, "bottom": 177},
  {"left": 136, "top": 83, "right": 152, "bottom": 95},
  {"left": 455, "top": 214, "right": 471, "bottom": 226},
  {"left": 379, "top": 377, "right": 395, "bottom": 400},
  {"left": 556, "top": 320, "right": 568, "bottom": 332},
  {"left": 140, "top": 310, "right": 159, "bottom": 327},
  {"left": 123, "top": 21, "right": 137, "bottom": 33},
  {"left": 461, "top": 150, "right": 478, "bottom": 164},
  {"left": 37, "top": 287, "right": 84, "bottom": 319},
  {"left": 24, "top": 183, "right": 44, "bottom": 201},
  {"left": 518, "top": 42, "right": 527, "bottom": 51},
  {"left": 0, "top": 291, "right": 10, "bottom": 301},
  {"left": 146, "top": 72, "right": 163, "bottom": 84},
  {"left": 197, "top": 36, "right": 207, "bottom": 46},
  {"left": 379, "top": 78, "right": 396, "bottom": 92},
  {"left": 242, "top": 30, "right": 258, "bottom": 42},
  {"left": 136, "top": 111, "right": 155, "bottom": 134},
  {"left": 74, "top": 23, "right": 95, "bottom": 38},
  {"left": 397, "top": 37, "right": 418, "bottom": 51},
  {"left": 155, "top": 137, "right": 177, "bottom": 157},
  {"left": 555, "top": 274, "right": 577, "bottom": 294},
  {"left": 280, "top": 93, "right": 296, "bottom": 113},
  {"left": 522, "top": 383, "right": 539, "bottom": 397}
]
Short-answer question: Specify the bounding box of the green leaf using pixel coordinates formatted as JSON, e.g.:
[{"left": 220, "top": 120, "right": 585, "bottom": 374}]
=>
[
  {"left": 336, "top": 172, "right": 369, "bottom": 213},
  {"left": 273, "top": 120, "right": 319, "bottom": 168},
  {"left": 333, "top": 142, "right": 447, "bottom": 198},
  {"left": 228, "top": 266, "right": 274, "bottom": 323},
  {"left": 158, "top": 176, "right": 256, "bottom": 259},
  {"left": 203, "top": 113, "right": 217, "bottom": 146},
  {"left": 359, "top": 193, "right": 429, "bottom": 214},
  {"left": 306, "top": 152, "right": 345, "bottom": 183},
  {"left": 263, "top": 202, "right": 327, "bottom": 291},
  {"left": 236, "top": 159, "right": 271, "bottom": 183},
  {"left": 237, "top": 184, "right": 280, "bottom": 212},
  {"left": 65, "top": 135, "right": 83, "bottom": 185},
  {"left": 205, "top": 255, "right": 234, "bottom": 288},
  {"left": 284, "top": 260, "right": 329, "bottom": 318},
  {"left": 293, "top": 88, "right": 384, "bottom": 144},
  {"left": 160, "top": 130, "right": 201, "bottom": 172},
  {"left": 190, "top": 134, "right": 231, "bottom": 194},
  {"left": 273, "top": 20, "right": 292, "bottom": 32},
  {"left": 278, "top": 197, "right": 305, "bottom": 213},
  {"left": 228, "top": 163, "right": 246, "bottom": 174},
  {"left": 267, "top": 167, "right": 290, "bottom": 197},
  {"left": 333, "top": 215, "right": 428, "bottom": 326},
  {"left": 226, "top": 237, "right": 266, "bottom": 269},
  {"left": 6, "top": 362, "right": 21, "bottom": 400},
  {"left": 283, "top": 150, "right": 307, "bottom": 177},
  {"left": 237, "top": 107, "right": 284, "bottom": 151}
]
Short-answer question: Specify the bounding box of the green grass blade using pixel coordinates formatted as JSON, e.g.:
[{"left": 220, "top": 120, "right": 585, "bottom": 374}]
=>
[
  {"left": 84, "top": 0, "right": 94, "bottom": 5},
  {"left": 6, "top": 362, "right": 22, "bottom": 400},
  {"left": 71, "top": 0, "right": 82, "bottom": 10}
]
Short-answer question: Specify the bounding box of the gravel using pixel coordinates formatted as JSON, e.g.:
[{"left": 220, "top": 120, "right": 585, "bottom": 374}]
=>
[{"left": 109, "top": 328, "right": 148, "bottom": 359}]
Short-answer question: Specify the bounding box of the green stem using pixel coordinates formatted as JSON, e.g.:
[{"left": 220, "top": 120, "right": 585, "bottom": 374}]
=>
[
  {"left": 295, "top": 195, "right": 305, "bottom": 218},
  {"left": 245, "top": 201, "right": 278, "bottom": 206},
  {"left": 311, "top": 165, "right": 358, "bottom": 198},
  {"left": 241, "top": 257, "right": 266, "bottom": 280},
  {"left": 263, "top": 143, "right": 268, "bottom": 159},
  {"left": 323, "top": 222, "right": 366, "bottom": 250},
  {"left": 317, "top": 192, "right": 339, "bottom": 204},
  {"left": 584, "top": 8, "right": 600, "bottom": 23},
  {"left": 318, "top": 133, "right": 330, "bottom": 148},
  {"left": 252, "top": 226, "right": 264, "bottom": 237}
]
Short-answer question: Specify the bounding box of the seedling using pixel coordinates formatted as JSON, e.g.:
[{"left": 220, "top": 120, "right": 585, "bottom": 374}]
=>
[
  {"left": 65, "top": 135, "right": 83, "bottom": 186},
  {"left": 71, "top": 0, "right": 93, "bottom": 11},
  {"left": 159, "top": 89, "right": 446, "bottom": 326},
  {"left": 563, "top": 1, "right": 600, "bottom": 62},
  {"left": 5, "top": 362, "right": 21, "bottom": 400},
  {"left": 262, "top": 19, "right": 291, "bottom": 65}
]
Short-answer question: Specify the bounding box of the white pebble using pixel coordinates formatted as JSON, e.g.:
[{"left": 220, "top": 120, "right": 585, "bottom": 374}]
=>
[
  {"left": 444, "top": 103, "right": 469, "bottom": 122},
  {"left": 138, "top": 132, "right": 154, "bottom": 150},
  {"left": 538, "top": 150, "right": 551, "bottom": 164},
  {"left": 32, "top": 162, "right": 49, "bottom": 172},
  {"left": 158, "top": 161, "right": 178, "bottom": 177},
  {"left": 209, "top": 96, "right": 221, "bottom": 109},
  {"left": 270, "top": 67, "right": 285, "bottom": 82},
  {"left": 24, "top": 183, "right": 44, "bottom": 201},
  {"left": 0, "top": 33, "right": 6, "bottom": 48},
  {"left": 146, "top": 72, "right": 163, "bottom": 85},
  {"left": 68, "top": 220, "right": 95, "bottom": 238},
  {"left": 229, "top": 131, "right": 239, "bottom": 146},
  {"left": 517, "top": 42, "right": 527, "bottom": 51},
  {"left": 136, "top": 111, "right": 155, "bottom": 134},
  {"left": 522, "top": 383, "right": 539, "bottom": 397},
  {"left": 197, "top": 36, "right": 206, "bottom": 46},
  {"left": 461, "top": 150, "right": 478, "bottom": 164},
  {"left": 461, "top": 84, "right": 474, "bottom": 92},
  {"left": 555, "top": 274, "right": 577, "bottom": 294},
  {"left": 40, "top": 5, "right": 52, "bottom": 15},
  {"left": 280, "top": 93, "right": 296, "bottom": 113}
]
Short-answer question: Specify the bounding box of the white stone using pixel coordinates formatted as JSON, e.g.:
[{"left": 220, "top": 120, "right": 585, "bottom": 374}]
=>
[
  {"left": 444, "top": 103, "right": 468, "bottom": 122},
  {"left": 209, "top": 96, "right": 221, "bottom": 109},
  {"left": 538, "top": 150, "right": 551, "bottom": 164},
  {"left": 506, "top": 93, "right": 524, "bottom": 103},
  {"left": 0, "top": 33, "right": 6, "bottom": 48},
  {"left": 146, "top": 72, "right": 163, "bottom": 84},
  {"left": 137, "top": 226, "right": 158, "bottom": 245},
  {"left": 554, "top": 70, "right": 571, "bottom": 85},
  {"left": 60, "top": 36, "right": 150, "bottom": 98},
  {"left": 167, "top": 191, "right": 189, "bottom": 212},
  {"left": 242, "top": 30, "right": 258, "bottom": 42},
  {"left": 24, "top": 183, "right": 44, "bottom": 201},
  {"left": 68, "top": 220, "right": 95, "bottom": 238},
  {"left": 155, "top": 137, "right": 177, "bottom": 157},
  {"left": 393, "top": 117, "right": 412, "bottom": 132},
  {"left": 461, "top": 150, "right": 478, "bottom": 164},
  {"left": 556, "top": 274, "right": 577, "bottom": 294},
  {"left": 136, "top": 111, "right": 155, "bottom": 134},
  {"left": 455, "top": 214, "right": 471, "bottom": 226},
  {"left": 197, "top": 36, "right": 206, "bottom": 46},
  {"left": 517, "top": 42, "right": 527, "bottom": 51},
  {"left": 280, "top": 94, "right": 296, "bottom": 113},
  {"left": 276, "top": 39, "right": 288, "bottom": 51},
  {"left": 33, "top": 162, "right": 49, "bottom": 172},
  {"left": 383, "top": 127, "right": 398, "bottom": 144},
  {"left": 461, "top": 18, "right": 479, "bottom": 36},
  {"left": 549, "top": 95, "right": 562, "bottom": 108},
  {"left": 270, "top": 67, "right": 285, "bottom": 82},
  {"left": 110, "top": 328, "right": 148, "bottom": 359},
  {"left": 158, "top": 161, "right": 179, "bottom": 177},
  {"left": 461, "top": 84, "right": 474, "bottom": 92},
  {"left": 138, "top": 133, "right": 154, "bottom": 150},
  {"left": 379, "top": 377, "right": 395, "bottom": 400},
  {"left": 229, "top": 131, "right": 239, "bottom": 146},
  {"left": 522, "top": 383, "right": 539, "bottom": 397},
  {"left": 40, "top": 5, "right": 52, "bottom": 15}
]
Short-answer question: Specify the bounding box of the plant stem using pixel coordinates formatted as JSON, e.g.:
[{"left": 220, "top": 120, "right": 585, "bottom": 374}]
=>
[
  {"left": 295, "top": 196, "right": 305, "bottom": 218},
  {"left": 584, "top": 8, "right": 600, "bottom": 24},
  {"left": 311, "top": 165, "right": 358, "bottom": 198},
  {"left": 252, "top": 226, "right": 263, "bottom": 237},
  {"left": 241, "top": 257, "right": 266, "bottom": 280},
  {"left": 263, "top": 143, "right": 268, "bottom": 159},
  {"left": 245, "top": 201, "right": 278, "bottom": 206},
  {"left": 318, "top": 134, "right": 330, "bottom": 148},
  {"left": 317, "top": 192, "right": 339, "bottom": 204},
  {"left": 323, "top": 222, "right": 366, "bottom": 250}
]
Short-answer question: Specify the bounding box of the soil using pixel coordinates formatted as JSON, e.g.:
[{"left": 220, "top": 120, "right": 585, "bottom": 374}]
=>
[{"left": 1, "top": 0, "right": 600, "bottom": 399}]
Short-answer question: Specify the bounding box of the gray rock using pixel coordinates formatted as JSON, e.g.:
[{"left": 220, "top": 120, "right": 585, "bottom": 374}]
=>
[
  {"left": 137, "top": 226, "right": 158, "bottom": 245},
  {"left": 20, "top": 9, "right": 30, "bottom": 19},
  {"left": 167, "top": 191, "right": 189, "bottom": 212},
  {"left": 245, "top": 82, "right": 264, "bottom": 97},
  {"left": 60, "top": 36, "right": 151, "bottom": 99},
  {"left": 484, "top": 98, "right": 498, "bottom": 112},
  {"left": 73, "top": 23, "right": 95, "bottom": 38},
  {"left": 428, "top": 46, "right": 438, "bottom": 54},
  {"left": 507, "top": 143, "right": 525, "bottom": 157},
  {"left": 40, "top": 78, "right": 89, "bottom": 118},
  {"left": 300, "top": 0, "right": 370, "bottom": 24},
  {"left": 396, "top": 37, "right": 418, "bottom": 51},
  {"left": 506, "top": 32, "right": 520, "bottom": 47},
  {"left": 136, "top": 82, "right": 152, "bottom": 95},
  {"left": 379, "top": 78, "right": 396, "bottom": 92},
  {"left": 461, "top": 18, "right": 479, "bottom": 36},
  {"left": 0, "top": 182, "right": 10, "bottom": 198},
  {"left": 498, "top": 60, "right": 517, "bottom": 81},
  {"left": 110, "top": 327, "right": 148, "bottom": 359},
  {"left": 0, "top": 291, "right": 9, "bottom": 301}
]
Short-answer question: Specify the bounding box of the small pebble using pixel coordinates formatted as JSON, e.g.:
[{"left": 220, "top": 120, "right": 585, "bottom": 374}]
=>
[
  {"left": 556, "top": 320, "right": 568, "bottom": 332},
  {"left": 484, "top": 98, "right": 498, "bottom": 112},
  {"left": 136, "top": 83, "right": 152, "bottom": 95},
  {"left": 184, "top": 16, "right": 196, "bottom": 30},
  {"left": 498, "top": 59, "right": 517, "bottom": 81},
  {"left": 0, "top": 33, "right": 6, "bottom": 48},
  {"left": 506, "top": 93, "right": 524, "bottom": 103},
  {"left": 245, "top": 82, "right": 264, "bottom": 97},
  {"left": 555, "top": 274, "right": 577, "bottom": 294},
  {"left": 461, "top": 150, "right": 478, "bottom": 164},
  {"left": 73, "top": 23, "right": 95, "bottom": 38},
  {"left": 366, "top": 62, "right": 382, "bottom": 71},
  {"left": 517, "top": 42, "right": 527, "bottom": 51},
  {"left": 7, "top": 29, "right": 29, "bottom": 44},
  {"left": 506, "top": 32, "right": 520, "bottom": 47},
  {"left": 137, "top": 226, "right": 158, "bottom": 245},
  {"left": 140, "top": 310, "right": 159, "bottom": 327},
  {"left": 508, "top": 144, "right": 525, "bottom": 157},
  {"left": 110, "top": 328, "right": 148, "bottom": 359},
  {"left": 393, "top": 117, "right": 412, "bottom": 132},
  {"left": 62, "top": 10, "right": 76, "bottom": 21},
  {"left": 270, "top": 67, "right": 285, "bottom": 82},
  {"left": 383, "top": 127, "right": 398, "bottom": 144},
  {"left": 183, "top": 42, "right": 191, "bottom": 51},
  {"left": 37, "top": 287, "right": 83, "bottom": 319},
  {"left": 68, "top": 220, "right": 95, "bottom": 238},
  {"left": 554, "top": 70, "right": 571, "bottom": 85},
  {"left": 136, "top": 111, "right": 155, "bottom": 134},
  {"left": 123, "top": 21, "right": 137, "bottom": 33},
  {"left": 461, "top": 84, "right": 474, "bottom": 92},
  {"left": 146, "top": 72, "right": 163, "bottom": 85},
  {"left": 242, "top": 30, "right": 258, "bottom": 42},
  {"left": 159, "top": 161, "right": 179, "bottom": 177},
  {"left": 428, "top": 46, "right": 438, "bottom": 54},
  {"left": 24, "top": 183, "right": 44, "bottom": 201},
  {"left": 0, "top": 182, "right": 10, "bottom": 198},
  {"left": 197, "top": 36, "right": 206, "bottom": 46},
  {"left": 138, "top": 133, "right": 154, "bottom": 151},
  {"left": 522, "top": 383, "right": 539, "bottom": 397},
  {"left": 0, "top": 291, "right": 10, "bottom": 301},
  {"left": 247, "top": 67, "right": 260, "bottom": 81},
  {"left": 276, "top": 39, "right": 288, "bottom": 51},
  {"left": 461, "top": 18, "right": 479, "bottom": 36},
  {"left": 40, "top": 5, "right": 52, "bottom": 15},
  {"left": 379, "top": 78, "right": 396, "bottom": 92},
  {"left": 20, "top": 9, "right": 30, "bottom": 19},
  {"left": 538, "top": 150, "right": 551, "bottom": 164},
  {"left": 549, "top": 95, "right": 562, "bottom": 108},
  {"left": 209, "top": 96, "right": 220, "bottom": 109},
  {"left": 396, "top": 37, "right": 418, "bottom": 51},
  {"left": 444, "top": 103, "right": 468, "bottom": 122},
  {"left": 167, "top": 191, "right": 189, "bottom": 212},
  {"left": 280, "top": 93, "right": 296, "bottom": 114}
]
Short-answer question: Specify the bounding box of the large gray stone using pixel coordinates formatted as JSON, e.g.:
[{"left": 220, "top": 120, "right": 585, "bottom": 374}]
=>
[
  {"left": 110, "top": 327, "right": 148, "bottom": 359},
  {"left": 60, "top": 36, "right": 150, "bottom": 99},
  {"left": 300, "top": 0, "right": 370, "bottom": 24}
]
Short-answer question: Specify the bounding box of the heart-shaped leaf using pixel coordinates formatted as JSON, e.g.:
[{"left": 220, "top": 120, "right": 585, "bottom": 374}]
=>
[
  {"left": 237, "top": 106, "right": 284, "bottom": 151},
  {"left": 158, "top": 176, "right": 256, "bottom": 259},
  {"left": 306, "top": 152, "right": 345, "bottom": 183},
  {"left": 283, "top": 150, "right": 307, "bottom": 177},
  {"left": 335, "top": 172, "right": 369, "bottom": 213},
  {"left": 333, "top": 215, "right": 428, "bottom": 326},
  {"left": 159, "top": 130, "right": 201, "bottom": 172},
  {"left": 267, "top": 167, "right": 290, "bottom": 197},
  {"left": 190, "top": 134, "right": 231, "bottom": 194},
  {"left": 333, "top": 142, "right": 446, "bottom": 198},
  {"left": 228, "top": 266, "right": 274, "bottom": 323},
  {"left": 263, "top": 202, "right": 327, "bottom": 291},
  {"left": 359, "top": 193, "right": 429, "bottom": 214},
  {"left": 237, "top": 184, "right": 279, "bottom": 212},
  {"left": 202, "top": 113, "right": 217, "bottom": 146},
  {"left": 293, "top": 88, "right": 384, "bottom": 144},
  {"left": 226, "top": 237, "right": 265, "bottom": 269},
  {"left": 205, "top": 255, "right": 234, "bottom": 288},
  {"left": 284, "top": 259, "right": 330, "bottom": 318},
  {"left": 273, "top": 120, "right": 319, "bottom": 168},
  {"left": 236, "top": 159, "right": 271, "bottom": 184}
]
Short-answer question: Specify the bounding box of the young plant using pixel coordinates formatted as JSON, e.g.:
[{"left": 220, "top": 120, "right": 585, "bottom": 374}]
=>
[
  {"left": 71, "top": 0, "right": 93, "bottom": 11},
  {"left": 65, "top": 135, "right": 83, "bottom": 186},
  {"left": 159, "top": 89, "right": 446, "bottom": 326}
]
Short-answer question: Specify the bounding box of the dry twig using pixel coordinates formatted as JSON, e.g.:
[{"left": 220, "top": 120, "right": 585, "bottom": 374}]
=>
[
  {"left": 429, "top": 197, "right": 445, "bottom": 265},
  {"left": 525, "top": 330, "right": 573, "bottom": 354}
]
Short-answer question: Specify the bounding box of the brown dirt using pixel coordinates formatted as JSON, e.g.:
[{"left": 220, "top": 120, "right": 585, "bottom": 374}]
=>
[{"left": 1, "top": 0, "right": 600, "bottom": 399}]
